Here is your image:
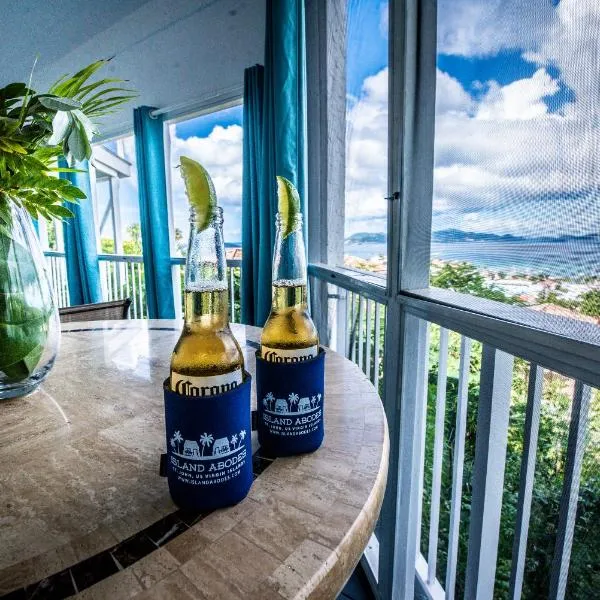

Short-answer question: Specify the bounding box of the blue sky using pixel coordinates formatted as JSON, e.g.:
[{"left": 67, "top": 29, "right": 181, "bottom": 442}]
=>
[
  {"left": 105, "top": 0, "right": 600, "bottom": 254},
  {"left": 175, "top": 105, "right": 242, "bottom": 139}
]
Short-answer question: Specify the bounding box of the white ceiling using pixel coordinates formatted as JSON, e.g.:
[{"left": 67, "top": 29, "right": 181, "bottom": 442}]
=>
[{"left": 1, "top": 0, "right": 265, "bottom": 138}]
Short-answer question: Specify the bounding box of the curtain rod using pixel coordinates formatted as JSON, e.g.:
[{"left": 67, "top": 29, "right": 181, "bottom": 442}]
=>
[{"left": 149, "top": 85, "right": 244, "bottom": 120}]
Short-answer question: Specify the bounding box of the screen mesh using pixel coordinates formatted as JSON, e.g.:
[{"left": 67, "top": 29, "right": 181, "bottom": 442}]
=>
[{"left": 431, "top": 0, "right": 600, "bottom": 332}]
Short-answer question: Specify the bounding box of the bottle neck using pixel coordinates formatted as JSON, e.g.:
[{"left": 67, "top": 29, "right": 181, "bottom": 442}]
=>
[
  {"left": 184, "top": 210, "right": 229, "bottom": 328},
  {"left": 272, "top": 218, "right": 307, "bottom": 288},
  {"left": 271, "top": 281, "right": 307, "bottom": 311},
  {"left": 184, "top": 288, "right": 229, "bottom": 329}
]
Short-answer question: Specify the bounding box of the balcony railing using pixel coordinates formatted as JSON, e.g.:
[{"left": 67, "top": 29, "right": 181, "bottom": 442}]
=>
[
  {"left": 308, "top": 263, "right": 387, "bottom": 392},
  {"left": 170, "top": 257, "right": 241, "bottom": 323},
  {"left": 309, "top": 263, "right": 599, "bottom": 600},
  {"left": 43, "top": 252, "right": 242, "bottom": 323},
  {"left": 44, "top": 251, "right": 600, "bottom": 598}
]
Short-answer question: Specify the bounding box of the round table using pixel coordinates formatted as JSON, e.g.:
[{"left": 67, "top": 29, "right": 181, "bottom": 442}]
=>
[{"left": 0, "top": 320, "right": 388, "bottom": 599}]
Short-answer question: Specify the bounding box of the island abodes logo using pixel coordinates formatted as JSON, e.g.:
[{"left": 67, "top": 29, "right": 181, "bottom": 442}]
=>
[
  {"left": 169, "top": 428, "right": 247, "bottom": 460},
  {"left": 168, "top": 427, "right": 248, "bottom": 485},
  {"left": 262, "top": 392, "right": 321, "bottom": 415}
]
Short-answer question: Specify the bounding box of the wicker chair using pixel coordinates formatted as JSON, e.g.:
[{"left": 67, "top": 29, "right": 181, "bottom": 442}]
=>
[{"left": 59, "top": 298, "right": 132, "bottom": 323}]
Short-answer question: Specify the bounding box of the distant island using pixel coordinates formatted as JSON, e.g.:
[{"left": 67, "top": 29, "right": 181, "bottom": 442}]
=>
[
  {"left": 345, "top": 232, "right": 386, "bottom": 244},
  {"left": 346, "top": 229, "right": 600, "bottom": 245},
  {"left": 433, "top": 229, "right": 600, "bottom": 244}
]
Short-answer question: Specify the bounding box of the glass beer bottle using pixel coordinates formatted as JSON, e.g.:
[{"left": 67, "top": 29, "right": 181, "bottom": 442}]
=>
[
  {"left": 170, "top": 206, "right": 244, "bottom": 395},
  {"left": 260, "top": 180, "right": 319, "bottom": 361}
]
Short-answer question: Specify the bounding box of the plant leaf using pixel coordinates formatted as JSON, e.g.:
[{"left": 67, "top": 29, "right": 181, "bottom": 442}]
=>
[
  {"left": 47, "top": 110, "right": 71, "bottom": 145},
  {"left": 71, "top": 109, "right": 98, "bottom": 140},
  {"left": 66, "top": 119, "right": 91, "bottom": 162},
  {"left": 39, "top": 96, "right": 82, "bottom": 112}
]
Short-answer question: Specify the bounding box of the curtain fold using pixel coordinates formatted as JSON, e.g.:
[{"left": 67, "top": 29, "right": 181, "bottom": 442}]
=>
[
  {"left": 60, "top": 158, "right": 102, "bottom": 305},
  {"left": 133, "top": 106, "right": 175, "bottom": 319},
  {"left": 241, "top": 65, "right": 266, "bottom": 325},
  {"left": 241, "top": 0, "right": 307, "bottom": 326}
]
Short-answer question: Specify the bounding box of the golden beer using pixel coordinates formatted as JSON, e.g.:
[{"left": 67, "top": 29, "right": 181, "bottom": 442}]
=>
[
  {"left": 260, "top": 177, "right": 318, "bottom": 362},
  {"left": 170, "top": 159, "right": 244, "bottom": 395},
  {"left": 171, "top": 287, "right": 244, "bottom": 396},
  {"left": 260, "top": 281, "right": 318, "bottom": 360}
]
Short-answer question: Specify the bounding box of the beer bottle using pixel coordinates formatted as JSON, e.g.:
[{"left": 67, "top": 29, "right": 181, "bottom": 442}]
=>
[
  {"left": 260, "top": 176, "right": 319, "bottom": 362},
  {"left": 170, "top": 158, "right": 244, "bottom": 396}
]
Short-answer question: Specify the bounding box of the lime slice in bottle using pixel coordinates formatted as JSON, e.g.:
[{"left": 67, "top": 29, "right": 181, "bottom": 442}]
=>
[
  {"left": 180, "top": 156, "right": 217, "bottom": 230},
  {"left": 276, "top": 176, "right": 301, "bottom": 238}
]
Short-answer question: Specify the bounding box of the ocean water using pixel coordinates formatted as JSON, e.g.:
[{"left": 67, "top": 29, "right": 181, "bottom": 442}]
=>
[{"left": 344, "top": 240, "right": 600, "bottom": 278}]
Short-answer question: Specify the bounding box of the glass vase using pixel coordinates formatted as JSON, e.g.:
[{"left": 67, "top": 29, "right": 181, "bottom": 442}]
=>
[{"left": 0, "top": 201, "right": 60, "bottom": 399}]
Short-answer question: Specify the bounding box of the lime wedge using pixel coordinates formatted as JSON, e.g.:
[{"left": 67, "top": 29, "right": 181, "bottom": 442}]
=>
[
  {"left": 180, "top": 156, "right": 217, "bottom": 230},
  {"left": 276, "top": 176, "right": 301, "bottom": 238}
]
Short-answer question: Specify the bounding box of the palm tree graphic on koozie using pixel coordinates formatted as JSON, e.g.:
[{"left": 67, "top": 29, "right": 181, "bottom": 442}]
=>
[
  {"left": 239, "top": 429, "right": 246, "bottom": 445},
  {"left": 199, "top": 433, "right": 214, "bottom": 456},
  {"left": 289, "top": 393, "right": 299, "bottom": 411},
  {"left": 310, "top": 396, "right": 317, "bottom": 409},
  {"left": 171, "top": 430, "right": 183, "bottom": 454},
  {"left": 230, "top": 433, "right": 238, "bottom": 449},
  {"left": 265, "top": 392, "right": 275, "bottom": 411}
]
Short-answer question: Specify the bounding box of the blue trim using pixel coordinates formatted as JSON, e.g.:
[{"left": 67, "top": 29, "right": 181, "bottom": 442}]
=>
[
  {"left": 59, "top": 158, "right": 102, "bottom": 305},
  {"left": 133, "top": 106, "right": 175, "bottom": 319},
  {"left": 240, "top": 0, "right": 307, "bottom": 326}
]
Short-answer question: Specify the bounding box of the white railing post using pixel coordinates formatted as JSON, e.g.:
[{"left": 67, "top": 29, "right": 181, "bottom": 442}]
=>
[
  {"left": 379, "top": 310, "right": 430, "bottom": 600},
  {"left": 335, "top": 286, "right": 348, "bottom": 355},
  {"left": 509, "top": 364, "right": 543, "bottom": 600},
  {"left": 464, "top": 345, "right": 514, "bottom": 599},
  {"left": 427, "top": 327, "right": 449, "bottom": 585},
  {"left": 445, "top": 336, "right": 472, "bottom": 599},
  {"left": 172, "top": 263, "right": 182, "bottom": 321},
  {"left": 549, "top": 381, "right": 592, "bottom": 600}
]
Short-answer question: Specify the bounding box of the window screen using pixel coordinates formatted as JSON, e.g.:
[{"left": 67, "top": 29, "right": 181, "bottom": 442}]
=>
[
  {"left": 431, "top": 0, "right": 600, "bottom": 330},
  {"left": 344, "top": 0, "right": 389, "bottom": 277}
]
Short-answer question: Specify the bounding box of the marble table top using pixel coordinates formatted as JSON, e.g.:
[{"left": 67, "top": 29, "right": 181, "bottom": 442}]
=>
[{"left": 0, "top": 320, "right": 389, "bottom": 599}]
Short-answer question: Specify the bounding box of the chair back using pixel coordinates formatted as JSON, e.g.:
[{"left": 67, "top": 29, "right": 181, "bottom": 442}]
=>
[{"left": 59, "top": 299, "right": 132, "bottom": 323}]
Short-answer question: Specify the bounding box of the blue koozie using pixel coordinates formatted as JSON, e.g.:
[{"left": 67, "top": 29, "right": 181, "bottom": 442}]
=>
[
  {"left": 255, "top": 349, "right": 325, "bottom": 456},
  {"left": 163, "top": 375, "right": 253, "bottom": 511}
]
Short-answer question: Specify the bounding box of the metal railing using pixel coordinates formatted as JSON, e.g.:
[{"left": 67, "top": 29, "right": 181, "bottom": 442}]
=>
[
  {"left": 44, "top": 251, "right": 70, "bottom": 308},
  {"left": 308, "top": 263, "right": 387, "bottom": 392},
  {"left": 170, "top": 257, "right": 241, "bottom": 323},
  {"left": 308, "top": 263, "right": 599, "bottom": 600},
  {"left": 98, "top": 254, "right": 147, "bottom": 318},
  {"left": 44, "top": 252, "right": 241, "bottom": 322}
]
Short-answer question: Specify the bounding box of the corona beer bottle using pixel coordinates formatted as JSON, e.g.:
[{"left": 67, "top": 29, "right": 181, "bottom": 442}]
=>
[
  {"left": 170, "top": 158, "right": 244, "bottom": 395},
  {"left": 260, "top": 177, "right": 319, "bottom": 362}
]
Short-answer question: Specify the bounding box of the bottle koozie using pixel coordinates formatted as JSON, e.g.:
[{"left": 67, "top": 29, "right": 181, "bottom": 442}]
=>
[
  {"left": 255, "top": 349, "right": 325, "bottom": 456},
  {"left": 163, "top": 374, "right": 253, "bottom": 511}
]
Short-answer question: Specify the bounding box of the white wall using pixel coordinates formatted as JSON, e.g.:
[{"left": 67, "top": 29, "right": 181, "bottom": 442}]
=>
[{"left": 1, "top": 0, "right": 265, "bottom": 138}]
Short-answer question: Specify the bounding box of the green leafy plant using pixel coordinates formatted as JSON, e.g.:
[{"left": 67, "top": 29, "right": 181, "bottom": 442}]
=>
[
  {"left": 0, "top": 58, "right": 135, "bottom": 222},
  {"left": 0, "top": 59, "right": 135, "bottom": 384}
]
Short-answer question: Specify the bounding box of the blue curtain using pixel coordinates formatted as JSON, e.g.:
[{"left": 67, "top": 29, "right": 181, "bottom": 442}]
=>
[
  {"left": 241, "top": 0, "right": 307, "bottom": 326},
  {"left": 133, "top": 106, "right": 175, "bottom": 319},
  {"left": 241, "top": 65, "right": 266, "bottom": 325},
  {"left": 60, "top": 158, "right": 102, "bottom": 305}
]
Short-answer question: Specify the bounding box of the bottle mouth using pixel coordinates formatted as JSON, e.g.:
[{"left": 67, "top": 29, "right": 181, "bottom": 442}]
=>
[
  {"left": 275, "top": 212, "right": 303, "bottom": 226},
  {"left": 189, "top": 205, "right": 223, "bottom": 225}
]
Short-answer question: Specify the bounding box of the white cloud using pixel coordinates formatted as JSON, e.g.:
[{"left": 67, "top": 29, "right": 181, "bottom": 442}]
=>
[
  {"left": 437, "top": 0, "right": 554, "bottom": 57},
  {"left": 345, "top": 68, "right": 388, "bottom": 235},
  {"left": 436, "top": 70, "right": 475, "bottom": 116},
  {"left": 476, "top": 69, "right": 559, "bottom": 120},
  {"left": 345, "top": 0, "right": 600, "bottom": 241},
  {"left": 430, "top": 0, "right": 600, "bottom": 237},
  {"left": 169, "top": 123, "right": 243, "bottom": 243},
  {"left": 345, "top": 68, "right": 475, "bottom": 236}
]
